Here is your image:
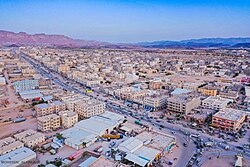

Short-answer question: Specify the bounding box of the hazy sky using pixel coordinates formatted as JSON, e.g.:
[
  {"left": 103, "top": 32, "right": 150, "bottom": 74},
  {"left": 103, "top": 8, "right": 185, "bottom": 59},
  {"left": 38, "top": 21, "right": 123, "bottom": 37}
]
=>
[{"left": 0, "top": 0, "right": 250, "bottom": 43}]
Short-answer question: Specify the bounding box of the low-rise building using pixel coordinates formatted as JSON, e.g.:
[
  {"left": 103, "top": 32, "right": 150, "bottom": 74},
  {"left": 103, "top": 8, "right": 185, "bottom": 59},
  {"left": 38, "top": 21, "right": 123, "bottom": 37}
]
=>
[
  {"left": 13, "top": 79, "right": 39, "bottom": 92},
  {"left": 58, "top": 110, "right": 78, "bottom": 128},
  {"left": 212, "top": 108, "right": 247, "bottom": 132},
  {"left": 74, "top": 98, "right": 105, "bottom": 119},
  {"left": 35, "top": 101, "right": 66, "bottom": 117},
  {"left": 144, "top": 95, "right": 167, "bottom": 111},
  {"left": 21, "top": 68, "right": 36, "bottom": 77},
  {"left": 35, "top": 103, "right": 54, "bottom": 117},
  {"left": 19, "top": 89, "right": 43, "bottom": 101},
  {"left": 37, "top": 114, "right": 61, "bottom": 132},
  {"left": 14, "top": 129, "right": 45, "bottom": 148},
  {"left": 167, "top": 95, "right": 201, "bottom": 115},
  {"left": 0, "top": 147, "right": 36, "bottom": 167},
  {"left": 202, "top": 96, "right": 233, "bottom": 111},
  {"left": 61, "top": 111, "right": 124, "bottom": 150},
  {"left": 0, "top": 137, "right": 24, "bottom": 155},
  {"left": 0, "top": 77, "right": 6, "bottom": 86},
  {"left": 198, "top": 85, "right": 218, "bottom": 96},
  {"left": 149, "top": 80, "right": 162, "bottom": 90},
  {"left": 118, "top": 131, "right": 176, "bottom": 167}
]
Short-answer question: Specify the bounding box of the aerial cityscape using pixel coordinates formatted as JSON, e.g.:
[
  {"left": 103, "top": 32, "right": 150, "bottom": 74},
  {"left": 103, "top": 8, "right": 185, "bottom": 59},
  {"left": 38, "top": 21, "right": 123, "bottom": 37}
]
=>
[{"left": 0, "top": 1, "right": 250, "bottom": 167}]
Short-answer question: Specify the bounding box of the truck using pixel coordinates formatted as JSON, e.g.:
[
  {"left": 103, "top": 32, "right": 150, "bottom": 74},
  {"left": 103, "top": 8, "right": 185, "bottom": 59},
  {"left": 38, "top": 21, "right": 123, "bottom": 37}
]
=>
[
  {"left": 68, "top": 149, "right": 84, "bottom": 161},
  {"left": 102, "top": 134, "right": 123, "bottom": 139},
  {"left": 134, "top": 120, "right": 143, "bottom": 125},
  {"left": 32, "top": 97, "right": 41, "bottom": 101},
  {"left": 13, "top": 117, "right": 26, "bottom": 123},
  {"left": 94, "top": 146, "right": 103, "bottom": 153}
]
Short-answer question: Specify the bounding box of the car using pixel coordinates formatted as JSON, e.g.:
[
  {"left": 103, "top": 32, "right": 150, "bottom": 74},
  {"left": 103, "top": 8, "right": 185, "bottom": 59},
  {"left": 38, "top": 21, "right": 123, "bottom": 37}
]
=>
[
  {"left": 236, "top": 146, "right": 244, "bottom": 150},
  {"left": 109, "top": 141, "right": 116, "bottom": 148}
]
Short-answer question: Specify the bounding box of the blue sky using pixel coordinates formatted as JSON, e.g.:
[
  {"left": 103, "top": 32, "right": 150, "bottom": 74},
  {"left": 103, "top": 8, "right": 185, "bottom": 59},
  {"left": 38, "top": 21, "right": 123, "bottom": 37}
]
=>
[{"left": 0, "top": 0, "right": 250, "bottom": 43}]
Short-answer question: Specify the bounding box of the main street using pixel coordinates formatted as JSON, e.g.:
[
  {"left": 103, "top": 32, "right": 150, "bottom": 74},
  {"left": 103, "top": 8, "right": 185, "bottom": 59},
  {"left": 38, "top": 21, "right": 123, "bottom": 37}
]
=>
[{"left": 20, "top": 53, "right": 250, "bottom": 166}]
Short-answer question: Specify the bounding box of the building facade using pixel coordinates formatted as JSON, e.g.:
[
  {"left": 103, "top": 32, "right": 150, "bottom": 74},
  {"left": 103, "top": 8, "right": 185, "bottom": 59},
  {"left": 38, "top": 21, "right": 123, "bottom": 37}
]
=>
[
  {"left": 37, "top": 114, "right": 61, "bottom": 132},
  {"left": 59, "top": 110, "right": 78, "bottom": 128},
  {"left": 167, "top": 96, "right": 201, "bottom": 115},
  {"left": 212, "top": 108, "right": 247, "bottom": 132}
]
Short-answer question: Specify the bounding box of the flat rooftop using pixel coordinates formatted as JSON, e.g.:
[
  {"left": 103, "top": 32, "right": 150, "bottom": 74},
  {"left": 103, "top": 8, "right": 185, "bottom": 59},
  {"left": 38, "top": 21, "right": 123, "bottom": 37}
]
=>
[
  {"left": 59, "top": 110, "right": 77, "bottom": 117},
  {"left": 14, "top": 129, "right": 45, "bottom": 143},
  {"left": 89, "top": 156, "right": 116, "bottom": 167},
  {"left": 61, "top": 127, "right": 96, "bottom": 146},
  {"left": 35, "top": 103, "right": 50, "bottom": 109},
  {"left": 213, "top": 108, "right": 247, "bottom": 121},
  {"left": 75, "top": 98, "right": 104, "bottom": 107},
  {"left": 118, "top": 137, "right": 143, "bottom": 153},
  {"left": 37, "top": 114, "right": 60, "bottom": 122},
  {"left": 171, "top": 88, "right": 192, "bottom": 95},
  {"left": 135, "top": 131, "right": 176, "bottom": 151},
  {"left": 74, "top": 111, "right": 124, "bottom": 135},
  {"left": 0, "top": 147, "right": 36, "bottom": 167},
  {"left": 202, "top": 96, "right": 233, "bottom": 105}
]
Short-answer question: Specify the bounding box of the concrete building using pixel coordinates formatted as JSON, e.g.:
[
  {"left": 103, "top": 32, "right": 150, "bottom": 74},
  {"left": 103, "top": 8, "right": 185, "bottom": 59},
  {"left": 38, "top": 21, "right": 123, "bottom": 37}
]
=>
[
  {"left": 59, "top": 94, "right": 105, "bottom": 119},
  {"left": 58, "top": 110, "right": 78, "bottom": 128},
  {"left": 0, "top": 147, "right": 36, "bottom": 167},
  {"left": 13, "top": 79, "right": 39, "bottom": 92},
  {"left": 167, "top": 95, "right": 201, "bottom": 115},
  {"left": 61, "top": 111, "right": 124, "bottom": 150},
  {"left": 212, "top": 108, "right": 247, "bottom": 132},
  {"left": 59, "top": 94, "right": 84, "bottom": 112},
  {"left": 74, "top": 98, "right": 105, "bottom": 119},
  {"left": 38, "top": 78, "right": 52, "bottom": 88},
  {"left": 37, "top": 114, "right": 61, "bottom": 132},
  {"left": 34, "top": 101, "right": 66, "bottom": 117},
  {"left": 198, "top": 85, "right": 218, "bottom": 96},
  {"left": 21, "top": 68, "right": 36, "bottom": 77},
  {"left": 182, "top": 82, "right": 204, "bottom": 91},
  {"left": 149, "top": 80, "right": 162, "bottom": 90},
  {"left": 0, "top": 77, "right": 6, "bottom": 86},
  {"left": 14, "top": 129, "right": 45, "bottom": 148},
  {"left": 143, "top": 95, "right": 167, "bottom": 111},
  {"left": 19, "top": 89, "right": 43, "bottom": 101},
  {"left": 118, "top": 131, "right": 176, "bottom": 167},
  {"left": 0, "top": 137, "right": 24, "bottom": 155},
  {"left": 202, "top": 96, "right": 233, "bottom": 111}
]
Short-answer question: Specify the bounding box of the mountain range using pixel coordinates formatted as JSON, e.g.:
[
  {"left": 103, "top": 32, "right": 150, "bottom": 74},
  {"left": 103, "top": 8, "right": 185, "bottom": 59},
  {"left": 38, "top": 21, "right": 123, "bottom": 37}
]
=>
[
  {"left": 0, "top": 30, "right": 110, "bottom": 48},
  {"left": 137, "top": 38, "right": 250, "bottom": 48},
  {"left": 0, "top": 30, "right": 250, "bottom": 48}
]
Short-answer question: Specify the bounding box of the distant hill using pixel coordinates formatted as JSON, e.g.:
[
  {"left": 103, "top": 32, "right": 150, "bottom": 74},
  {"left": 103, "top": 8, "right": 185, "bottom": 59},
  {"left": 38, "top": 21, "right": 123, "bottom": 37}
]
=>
[
  {"left": 136, "top": 37, "right": 250, "bottom": 48},
  {"left": 232, "top": 43, "right": 250, "bottom": 48},
  {"left": 0, "top": 30, "right": 110, "bottom": 48},
  {"left": 1, "top": 30, "right": 250, "bottom": 49}
]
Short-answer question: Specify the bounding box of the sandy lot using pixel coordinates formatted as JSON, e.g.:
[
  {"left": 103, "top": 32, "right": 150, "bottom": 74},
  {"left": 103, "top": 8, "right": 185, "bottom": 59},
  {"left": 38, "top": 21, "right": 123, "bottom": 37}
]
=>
[
  {"left": 202, "top": 155, "right": 250, "bottom": 167},
  {"left": 0, "top": 117, "right": 37, "bottom": 139}
]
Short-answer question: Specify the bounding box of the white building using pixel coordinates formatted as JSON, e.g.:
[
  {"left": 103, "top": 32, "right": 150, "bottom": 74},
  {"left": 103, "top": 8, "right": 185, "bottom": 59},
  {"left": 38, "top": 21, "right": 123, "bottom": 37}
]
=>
[
  {"left": 0, "top": 77, "right": 6, "bottom": 86},
  {"left": 61, "top": 111, "right": 124, "bottom": 150},
  {"left": 13, "top": 79, "right": 39, "bottom": 92},
  {"left": 0, "top": 147, "right": 36, "bottom": 167},
  {"left": 202, "top": 96, "right": 233, "bottom": 111},
  {"left": 59, "top": 110, "right": 78, "bottom": 128},
  {"left": 144, "top": 95, "right": 167, "bottom": 111}
]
